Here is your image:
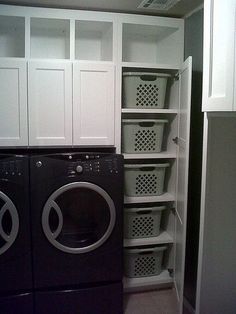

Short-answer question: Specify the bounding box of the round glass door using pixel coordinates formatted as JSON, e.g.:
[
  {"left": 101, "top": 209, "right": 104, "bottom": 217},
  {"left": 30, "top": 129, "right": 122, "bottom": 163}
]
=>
[
  {"left": 42, "top": 182, "right": 116, "bottom": 254},
  {"left": 0, "top": 191, "right": 19, "bottom": 255}
]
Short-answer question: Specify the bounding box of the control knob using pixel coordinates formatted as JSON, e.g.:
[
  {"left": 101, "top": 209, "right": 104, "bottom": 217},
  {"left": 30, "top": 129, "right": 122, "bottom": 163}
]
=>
[{"left": 76, "top": 165, "right": 83, "bottom": 173}]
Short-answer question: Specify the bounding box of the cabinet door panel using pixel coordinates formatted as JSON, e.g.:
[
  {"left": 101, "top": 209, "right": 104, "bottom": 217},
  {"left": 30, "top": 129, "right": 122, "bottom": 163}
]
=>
[
  {"left": 175, "top": 57, "right": 192, "bottom": 313},
  {"left": 73, "top": 62, "right": 115, "bottom": 146},
  {"left": 0, "top": 60, "right": 28, "bottom": 146},
  {"left": 28, "top": 61, "right": 72, "bottom": 146},
  {"left": 202, "top": 0, "right": 235, "bottom": 111}
]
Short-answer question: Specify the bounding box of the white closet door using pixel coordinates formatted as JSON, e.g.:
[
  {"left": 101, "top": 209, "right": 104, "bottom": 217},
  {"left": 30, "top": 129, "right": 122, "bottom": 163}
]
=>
[
  {"left": 202, "top": 0, "right": 235, "bottom": 111},
  {"left": 0, "top": 60, "right": 28, "bottom": 146},
  {"left": 28, "top": 61, "right": 72, "bottom": 146},
  {"left": 174, "top": 57, "right": 192, "bottom": 313},
  {"left": 73, "top": 62, "right": 115, "bottom": 146}
]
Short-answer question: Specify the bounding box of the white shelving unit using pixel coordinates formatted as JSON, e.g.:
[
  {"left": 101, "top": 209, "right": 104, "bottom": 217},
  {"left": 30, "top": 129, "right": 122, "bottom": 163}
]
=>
[
  {"left": 121, "top": 20, "right": 181, "bottom": 294},
  {"left": 0, "top": 6, "right": 192, "bottom": 312},
  {"left": 119, "top": 16, "right": 192, "bottom": 314}
]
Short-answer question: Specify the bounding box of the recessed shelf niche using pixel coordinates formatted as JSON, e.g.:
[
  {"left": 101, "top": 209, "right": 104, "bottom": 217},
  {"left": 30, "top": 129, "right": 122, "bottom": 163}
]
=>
[
  {"left": 75, "top": 21, "right": 113, "bottom": 61},
  {"left": 30, "top": 18, "right": 70, "bottom": 59},
  {"left": 122, "top": 23, "right": 183, "bottom": 65},
  {"left": 0, "top": 16, "right": 25, "bottom": 58}
]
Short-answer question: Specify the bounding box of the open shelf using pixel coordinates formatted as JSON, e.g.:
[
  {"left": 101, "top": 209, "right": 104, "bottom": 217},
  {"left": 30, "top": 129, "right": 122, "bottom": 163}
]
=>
[
  {"left": 122, "top": 62, "right": 180, "bottom": 70},
  {"left": 122, "top": 23, "right": 183, "bottom": 66},
  {"left": 30, "top": 18, "right": 70, "bottom": 59},
  {"left": 124, "top": 193, "right": 175, "bottom": 204},
  {"left": 0, "top": 16, "right": 25, "bottom": 58},
  {"left": 122, "top": 108, "right": 178, "bottom": 114},
  {"left": 124, "top": 231, "right": 173, "bottom": 247},
  {"left": 123, "top": 152, "right": 176, "bottom": 159},
  {"left": 123, "top": 270, "right": 173, "bottom": 292},
  {"left": 75, "top": 21, "right": 113, "bottom": 61}
]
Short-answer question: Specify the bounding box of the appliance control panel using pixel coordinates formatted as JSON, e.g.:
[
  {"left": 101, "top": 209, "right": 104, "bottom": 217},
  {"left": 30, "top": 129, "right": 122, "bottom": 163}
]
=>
[
  {"left": 0, "top": 160, "right": 23, "bottom": 177},
  {"left": 66, "top": 154, "right": 121, "bottom": 176}
]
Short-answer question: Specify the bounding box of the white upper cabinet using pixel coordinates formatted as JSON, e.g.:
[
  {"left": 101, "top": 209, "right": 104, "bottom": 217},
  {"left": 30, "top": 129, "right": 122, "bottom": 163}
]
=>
[
  {"left": 0, "top": 60, "right": 28, "bottom": 146},
  {"left": 28, "top": 61, "right": 72, "bottom": 146},
  {"left": 202, "top": 0, "right": 236, "bottom": 111},
  {"left": 73, "top": 62, "right": 115, "bottom": 146}
]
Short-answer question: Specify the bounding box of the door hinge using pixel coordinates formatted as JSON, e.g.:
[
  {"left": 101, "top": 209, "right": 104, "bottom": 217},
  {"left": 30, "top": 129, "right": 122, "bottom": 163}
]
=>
[
  {"left": 172, "top": 136, "right": 178, "bottom": 144},
  {"left": 174, "top": 73, "right": 179, "bottom": 81},
  {"left": 168, "top": 268, "right": 174, "bottom": 277}
]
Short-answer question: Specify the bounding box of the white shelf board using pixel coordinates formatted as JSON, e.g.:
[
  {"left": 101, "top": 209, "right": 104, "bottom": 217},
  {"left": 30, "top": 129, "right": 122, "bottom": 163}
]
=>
[
  {"left": 122, "top": 61, "right": 180, "bottom": 70},
  {"left": 124, "top": 193, "right": 175, "bottom": 204},
  {"left": 122, "top": 108, "right": 178, "bottom": 114},
  {"left": 123, "top": 270, "right": 173, "bottom": 292},
  {"left": 123, "top": 152, "right": 176, "bottom": 159},
  {"left": 124, "top": 231, "right": 173, "bottom": 247}
]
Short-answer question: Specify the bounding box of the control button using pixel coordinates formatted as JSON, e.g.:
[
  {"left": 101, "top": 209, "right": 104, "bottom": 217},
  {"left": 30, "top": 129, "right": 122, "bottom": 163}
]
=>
[
  {"left": 76, "top": 165, "right": 83, "bottom": 173},
  {"left": 85, "top": 155, "right": 89, "bottom": 160},
  {"left": 68, "top": 170, "right": 76, "bottom": 175},
  {"left": 36, "top": 161, "right": 42, "bottom": 168}
]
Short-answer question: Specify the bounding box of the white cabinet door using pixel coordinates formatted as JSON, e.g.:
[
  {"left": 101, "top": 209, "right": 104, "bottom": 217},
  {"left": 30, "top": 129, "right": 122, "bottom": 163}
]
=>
[
  {"left": 73, "top": 62, "right": 115, "bottom": 146},
  {"left": 0, "top": 60, "right": 28, "bottom": 146},
  {"left": 202, "top": 0, "right": 236, "bottom": 111},
  {"left": 174, "top": 57, "right": 192, "bottom": 313},
  {"left": 28, "top": 61, "right": 72, "bottom": 146}
]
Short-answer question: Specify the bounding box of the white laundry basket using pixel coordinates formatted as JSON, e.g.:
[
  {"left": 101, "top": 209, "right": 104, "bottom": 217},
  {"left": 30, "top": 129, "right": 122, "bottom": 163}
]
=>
[
  {"left": 124, "top": 206, "right": 166, "bottom": 239},
  {"left": 123, "top": 72, "right": 170, "bottom": 109},
  {"left": 124, "top": 163, "right": 170, "bottom": 197},
  {"left": 122, "top": 119, "right": 168, "bottom": 153},
  {"left": 124, "top": 246, "right": 167, "bottom": 278}
]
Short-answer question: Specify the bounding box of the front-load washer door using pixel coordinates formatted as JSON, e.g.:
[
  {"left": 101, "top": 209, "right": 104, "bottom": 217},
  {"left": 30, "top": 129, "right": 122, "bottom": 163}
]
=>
[
  {"left": 42, "top": 182, "right": 116, "bottom": 254},
  {"left": 0, "top": 191, "right": 19, "bottom": 256}
]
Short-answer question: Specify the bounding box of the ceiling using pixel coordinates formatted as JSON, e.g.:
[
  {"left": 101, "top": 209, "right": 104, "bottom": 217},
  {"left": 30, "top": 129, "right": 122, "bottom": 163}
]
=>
[{"left": 0, "top": 0, "right": 203, "bottom": 17}]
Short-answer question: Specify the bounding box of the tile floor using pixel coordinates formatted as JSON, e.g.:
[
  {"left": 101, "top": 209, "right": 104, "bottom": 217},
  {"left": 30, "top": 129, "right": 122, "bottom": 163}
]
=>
[{"left": 124, "top": 288, "right": 179, "bottom": 314}]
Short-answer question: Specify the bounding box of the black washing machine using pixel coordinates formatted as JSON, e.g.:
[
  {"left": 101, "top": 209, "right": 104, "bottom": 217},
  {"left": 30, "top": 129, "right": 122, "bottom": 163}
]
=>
[
  {"left": 0, "top": 154, "right": 33, "bottom": 314},
  {"left": 30, "top": 152, "right": 124, "bottom": 314}
]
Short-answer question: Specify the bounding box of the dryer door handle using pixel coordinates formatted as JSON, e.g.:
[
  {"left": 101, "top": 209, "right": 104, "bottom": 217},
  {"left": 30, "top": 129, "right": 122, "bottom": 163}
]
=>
[
  {"left": 43, "top": 201, "right": 63, "bottom": 240},
  {"left": 0, "top": 192, "right": 19, "bottom": 255}
]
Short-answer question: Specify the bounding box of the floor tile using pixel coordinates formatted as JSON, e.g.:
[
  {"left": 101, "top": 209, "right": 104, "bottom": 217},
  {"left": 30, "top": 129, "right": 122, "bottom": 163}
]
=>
[{"left": 124, "top": 288, "right": 178, "bottom": 314}]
